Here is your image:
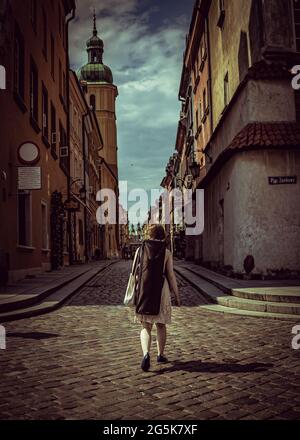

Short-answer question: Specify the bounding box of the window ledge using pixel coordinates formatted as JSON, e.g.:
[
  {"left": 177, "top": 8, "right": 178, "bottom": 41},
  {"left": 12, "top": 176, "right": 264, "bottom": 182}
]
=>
[
  {"left": 17, "top": 245, "right": 35, "bottom": 252},
  {"left": 13, "top": 91, "right": 27, "bottom": 114},
  {"left": 30, "top": 116, "right": 41, "bottom": 134},
  {"left": 42, "top": 248, "right": 51, "bottom": 253}
]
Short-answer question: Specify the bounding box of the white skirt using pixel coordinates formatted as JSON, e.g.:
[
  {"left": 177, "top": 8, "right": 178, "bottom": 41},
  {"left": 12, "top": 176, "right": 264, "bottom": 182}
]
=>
[{"left": 132, "top": 277, "right": 172, "bottom": 325}]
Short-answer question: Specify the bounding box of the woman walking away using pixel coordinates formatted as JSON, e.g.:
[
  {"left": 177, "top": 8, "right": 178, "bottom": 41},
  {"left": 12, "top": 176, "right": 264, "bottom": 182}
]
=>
[{"left": 131, "top": 224, "right": 180, "bottom": 372}]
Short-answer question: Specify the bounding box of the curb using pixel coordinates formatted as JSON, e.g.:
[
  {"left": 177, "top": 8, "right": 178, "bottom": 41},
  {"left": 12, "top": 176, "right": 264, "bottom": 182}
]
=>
[{"left": 0, "top": 261, "right": 118, "bottom": 323}]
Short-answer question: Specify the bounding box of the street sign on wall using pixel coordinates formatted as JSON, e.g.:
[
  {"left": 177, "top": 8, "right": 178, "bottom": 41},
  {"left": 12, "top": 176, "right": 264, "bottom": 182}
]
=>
[
  {"left": 17, "top": 142, "right": 40, "bottom": 165},
  {"left": 64, "top": 200, "right": 80, "bottom": 212},
  {"left": 269, "top": 176, "right": 297, "bottom": 185},
  {"left": 18, "top": 167, "right": 42, "bottom": 190}
]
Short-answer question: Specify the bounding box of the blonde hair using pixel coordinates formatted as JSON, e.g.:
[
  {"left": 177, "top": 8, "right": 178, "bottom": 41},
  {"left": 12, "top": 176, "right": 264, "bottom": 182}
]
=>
[{"left": 146, "top": 224, "right": 166, "bottom": 241}]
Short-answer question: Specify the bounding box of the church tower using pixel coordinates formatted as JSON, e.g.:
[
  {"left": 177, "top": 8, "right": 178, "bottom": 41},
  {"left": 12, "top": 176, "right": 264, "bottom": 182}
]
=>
[
  {"left": 78, "top": 12, "right": 118, "bottom": 178},
  {"left": 78, "top": 12, "right": 119, "bottom": 258}
]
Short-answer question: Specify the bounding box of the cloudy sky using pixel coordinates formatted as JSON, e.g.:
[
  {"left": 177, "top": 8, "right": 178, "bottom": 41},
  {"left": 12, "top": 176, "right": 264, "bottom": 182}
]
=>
[{"left": 70, "top": 0, "right": 194, "bottom": 223}]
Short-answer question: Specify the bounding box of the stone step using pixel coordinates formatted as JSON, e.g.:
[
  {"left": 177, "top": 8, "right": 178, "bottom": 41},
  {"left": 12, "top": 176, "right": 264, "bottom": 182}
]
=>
[
  {"left": 174, "top": 267, "right": 225, "bottom": 304},
  {"left": 175, "top": 264, "right": 300, "bottom": 320},
  {"left": 0, "top": 262, "right": 117, "bottom": 323},
  {"left": 0, "top": 266, "right": 92, "bottom": 313},
  {"left": 231, "top": 287, "right": 300, "bottom": 303},
  {"left": 217, "top": 295, "right": 300, "bottom": 315},
  {"left": 200, "top": 304, "right": 300, "bottom": 321}
]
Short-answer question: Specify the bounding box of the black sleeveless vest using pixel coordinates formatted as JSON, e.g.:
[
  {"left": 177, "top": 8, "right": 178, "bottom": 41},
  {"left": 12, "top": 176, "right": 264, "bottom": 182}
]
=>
[{"left": 135, "top": 240, "right": 167, "bottom": 316}]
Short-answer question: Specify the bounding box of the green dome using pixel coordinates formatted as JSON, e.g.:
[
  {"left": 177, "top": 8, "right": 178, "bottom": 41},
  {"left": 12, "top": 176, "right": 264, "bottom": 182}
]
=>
[
  {"left": 78, "top": 12, "right": 114, "bottom": 85},
  {"left": 87, "top": 34, "right": 103, "bottom": 50},
  {"left": 78, "top": 63, "right": 113, "bottom": 84}
]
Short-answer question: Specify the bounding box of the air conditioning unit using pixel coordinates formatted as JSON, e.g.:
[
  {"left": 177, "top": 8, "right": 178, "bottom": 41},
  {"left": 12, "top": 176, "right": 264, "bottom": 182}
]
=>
[
  {"left": 88, "top": 186, "right": 94, "bottom": 195},
  {"left": 180, "top": 111, "right": 186, "bottom": 120},
  {"left": 60, "top": 146, "right": 69, "bottom": 158}
]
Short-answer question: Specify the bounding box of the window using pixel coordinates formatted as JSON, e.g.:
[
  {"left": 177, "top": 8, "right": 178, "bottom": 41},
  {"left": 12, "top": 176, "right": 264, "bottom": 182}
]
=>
[
  {"left": 203, "top": 89, "right": 207, "bottom": 112},
  {"left": 62, "top": 15, "right": 66, "bottom": 49},
  {"left": 224, "top": 72, "right": 229, "bottom": 108},
  {"left": 58, "top": 4, "right": 62, "bottom": 36},
  {"left": 30, "top": 0, "right": 37, "bottom": 33},
  {"left": 59, "top": 60, "right": 62, "bottom": 96},
  {"left": 42, "top": 9, "right": 48, "bottom": 59},
  {"left": 74, "top": 108, "right": 78, "bottom": 133},
  {"left": 59, "top": 122, "right": 68, "bottom": 173},
  {"left": 199, "top": 100, "right": 202, "bottom": 121},
  {"left": 206, "top": 79, "right": 210, "bottom": 110},
  {"left": 18, "top": 191, "right": 32, "bottom": 247},
  {"left": 14, "top": 23, "right": 25, "bottom": 102},
  {"left": 78, "top": 117, "right": 82, "bottom": 143},
  {"left": 63, "top": 71, "right": 66, "bottom": 102},
  {"left": 51, "top": 35, "right": 55, "bottom": 78},
  {"left": 70, "top": 100, "right": 73, "bottom": 126},
  {"left": 41, "top": 202, "right": 49, "bottom": 250},
  {"left": 293, "top": 0, "right": 300, "bottom": 52},
  {"left": 78, "top": 219, "right": 84, "bottom": 246},
  {"left": 90, "top": 94, "right": 96, "bottom": 111},
  {"left": 42, "top": 84, "right": 49, "bottom": 140},
  {"left": 217, "top": 0, "right": 226, "bottom": 28},
  {"left": 30, "top": 58, "right": 39, "bottom": 123},
  {"left": 50, "top": 102, "right": 57, "bottom": 151}
]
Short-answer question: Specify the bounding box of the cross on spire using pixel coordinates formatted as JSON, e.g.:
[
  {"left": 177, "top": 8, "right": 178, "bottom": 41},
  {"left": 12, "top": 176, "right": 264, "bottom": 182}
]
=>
[{"left": 93, "top": 8, "right": 97, "bottom": 36}]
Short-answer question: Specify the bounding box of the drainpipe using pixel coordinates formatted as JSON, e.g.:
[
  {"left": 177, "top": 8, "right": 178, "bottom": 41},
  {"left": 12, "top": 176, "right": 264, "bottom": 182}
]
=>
[
  {"left": 82, "top": 111, "right": 89, "bottom": 263},
  {"left": 66, "top": 6, "right": 75, "bottom": 265}
]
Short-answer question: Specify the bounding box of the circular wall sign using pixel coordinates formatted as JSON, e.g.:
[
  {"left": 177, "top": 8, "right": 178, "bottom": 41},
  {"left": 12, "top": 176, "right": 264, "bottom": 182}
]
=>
[{"left": 18, "top": 142, "right": 40, "bottom": 165}]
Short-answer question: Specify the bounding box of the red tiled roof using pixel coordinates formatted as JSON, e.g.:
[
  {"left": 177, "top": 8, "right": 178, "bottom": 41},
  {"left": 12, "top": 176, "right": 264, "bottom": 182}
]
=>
[
  {"left": 200, "top": 122, "right": 300, "bottom": 188},
  {"left": 228, "top": 122, "right": 300, "bottom": 151}
]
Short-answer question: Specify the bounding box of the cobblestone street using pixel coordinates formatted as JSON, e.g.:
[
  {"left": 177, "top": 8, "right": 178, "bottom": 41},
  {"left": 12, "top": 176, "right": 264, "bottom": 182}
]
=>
[{"left": 0, "top": 261, "right": 300, "bottom": 420}]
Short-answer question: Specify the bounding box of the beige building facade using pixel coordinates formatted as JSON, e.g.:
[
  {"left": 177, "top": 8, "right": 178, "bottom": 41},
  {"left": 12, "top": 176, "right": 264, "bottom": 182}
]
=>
[
  {"left": 162, "top": 0, "right": 300, "bottom": 277},
  {"left": 78, "top": 13, "right": 119, "bottom": 258}
]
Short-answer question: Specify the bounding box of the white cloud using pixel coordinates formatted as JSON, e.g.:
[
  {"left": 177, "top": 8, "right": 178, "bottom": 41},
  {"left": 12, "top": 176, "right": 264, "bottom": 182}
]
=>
[{"left": 69, "top": 0, "right": 191, "bottom": 223}]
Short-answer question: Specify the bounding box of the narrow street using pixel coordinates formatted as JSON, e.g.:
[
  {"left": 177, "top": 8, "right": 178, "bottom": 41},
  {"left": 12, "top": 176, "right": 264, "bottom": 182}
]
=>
[{"left": 0, "top": 261, "right": 299, "bottom": 420}]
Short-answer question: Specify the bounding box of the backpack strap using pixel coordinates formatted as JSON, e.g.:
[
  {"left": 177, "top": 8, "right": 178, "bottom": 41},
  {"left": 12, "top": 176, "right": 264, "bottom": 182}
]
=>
[{"left": 132, "top": 247, "right": 141, "bottom": 276}]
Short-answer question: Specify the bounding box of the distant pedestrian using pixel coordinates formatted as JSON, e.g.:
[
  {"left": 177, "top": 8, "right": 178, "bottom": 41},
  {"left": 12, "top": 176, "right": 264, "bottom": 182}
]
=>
[{"left": 127, "top": 224, "right": 180, "bottom": 372}]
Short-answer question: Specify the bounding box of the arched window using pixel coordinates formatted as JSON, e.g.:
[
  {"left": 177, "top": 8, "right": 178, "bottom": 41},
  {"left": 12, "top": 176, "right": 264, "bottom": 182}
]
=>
[{"left": 90, "top": 94, "right": 96, "bottom": 111}]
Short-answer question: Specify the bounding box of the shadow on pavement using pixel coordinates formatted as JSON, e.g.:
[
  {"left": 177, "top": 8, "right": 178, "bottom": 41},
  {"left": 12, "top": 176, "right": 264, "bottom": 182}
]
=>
[
  {"left": 156, "top": 360, "right": 273, "bottom": 374},
  {"left": 7, "top": 332, "right": 60, "bottom": 340}
]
